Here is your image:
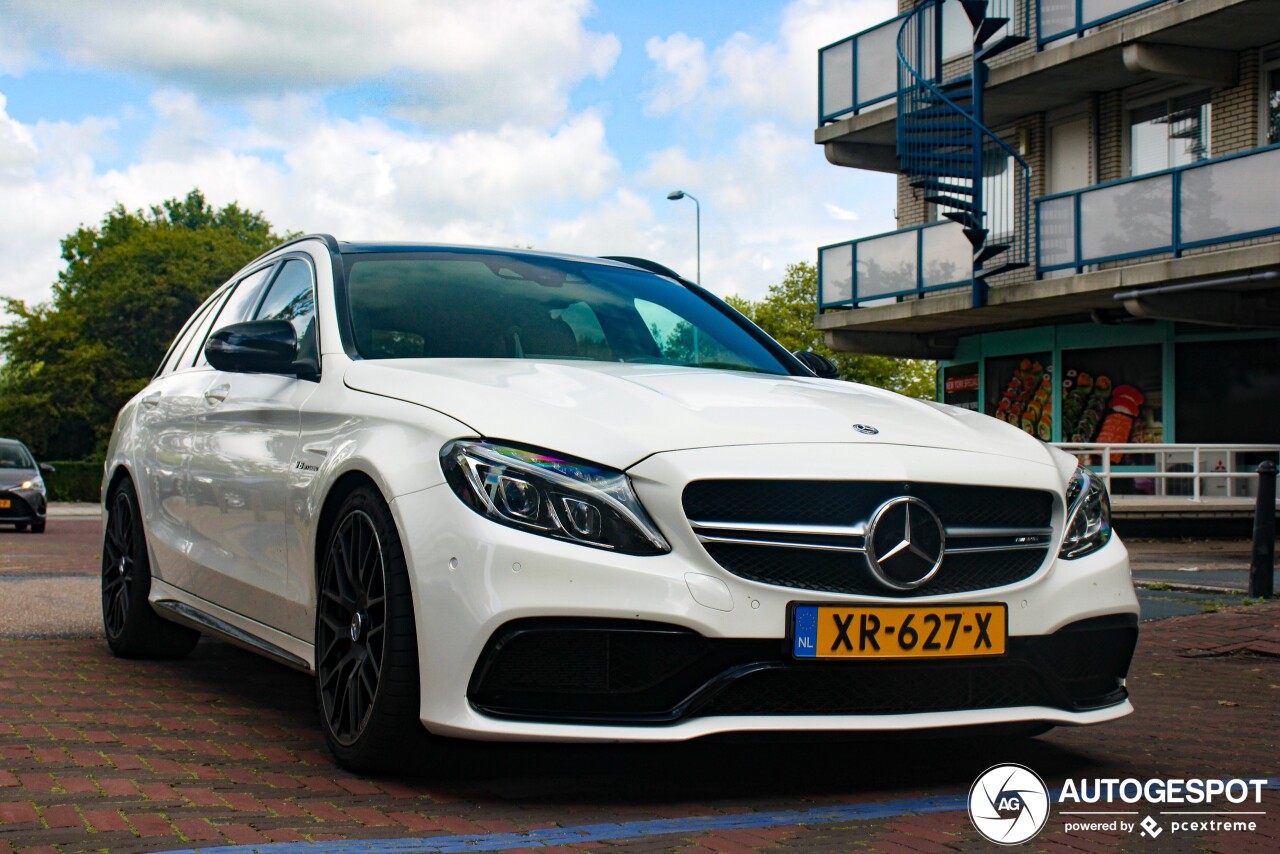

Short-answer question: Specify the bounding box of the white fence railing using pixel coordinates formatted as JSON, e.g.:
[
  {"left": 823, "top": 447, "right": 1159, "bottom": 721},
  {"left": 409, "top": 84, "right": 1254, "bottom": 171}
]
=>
[{"left": 1052, "top": 443, "right": 1280, "bottom": 502}]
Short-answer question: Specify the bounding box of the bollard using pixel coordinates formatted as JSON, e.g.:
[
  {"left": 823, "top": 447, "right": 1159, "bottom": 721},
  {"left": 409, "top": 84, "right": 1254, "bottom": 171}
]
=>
[{"left": 1248, "top": 459, "right": 1276, "bottom": 599}]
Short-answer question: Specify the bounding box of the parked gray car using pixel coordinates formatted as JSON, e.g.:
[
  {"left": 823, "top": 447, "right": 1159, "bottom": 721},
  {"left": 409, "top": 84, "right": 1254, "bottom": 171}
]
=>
[{"left": 0, "top": 439, "right": 52, "bottom": 533}]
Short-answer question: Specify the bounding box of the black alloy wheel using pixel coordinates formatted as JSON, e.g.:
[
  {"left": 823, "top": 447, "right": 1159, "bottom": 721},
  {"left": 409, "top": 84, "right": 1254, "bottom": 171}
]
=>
[
  {"left": 314, "top": 485, "right": 426, "bottom": 770},
  {"left": 101, "top": 477, "right": 200, "bottom": 658},
  {"left": 102, "top": 489, "right": 136, "bottom": 638},
  {"left": 317, "top": 509, "right": 388, "bottom": 745}
]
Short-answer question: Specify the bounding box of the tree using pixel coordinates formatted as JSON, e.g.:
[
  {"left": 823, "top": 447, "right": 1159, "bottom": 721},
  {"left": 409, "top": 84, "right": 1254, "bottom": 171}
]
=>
[
  {"left": 0, "top": 190, "right": 282, "bottom": 459},
  {"left": 727, "top": 261, "right": 936, "bottom": 398}
]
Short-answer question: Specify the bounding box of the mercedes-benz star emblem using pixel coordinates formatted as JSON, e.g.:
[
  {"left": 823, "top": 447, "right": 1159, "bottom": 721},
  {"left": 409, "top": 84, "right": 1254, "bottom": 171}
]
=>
[
  {"left": 865, "top": 496, "right": 945, "bottom": 590},
  {"left": 852, "top": 423, "right": 879, "bottom": 435}
]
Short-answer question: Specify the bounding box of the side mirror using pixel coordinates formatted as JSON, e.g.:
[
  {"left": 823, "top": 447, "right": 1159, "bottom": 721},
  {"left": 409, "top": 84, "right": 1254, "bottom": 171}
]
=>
[
  {"left": 205, "top": 320, "right": 298, "bottom": 375},
  {"left": 38, "top": 462, "right": 55, "bottom": 475},
  {"left": 793, "top": 350, "right": 841, "bottom": 380}
]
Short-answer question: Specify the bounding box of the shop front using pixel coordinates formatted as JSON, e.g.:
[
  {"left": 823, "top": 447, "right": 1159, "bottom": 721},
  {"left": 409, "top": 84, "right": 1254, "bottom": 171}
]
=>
[{"left": 939, "top": 322, "right": 1280, "bottom": 497}]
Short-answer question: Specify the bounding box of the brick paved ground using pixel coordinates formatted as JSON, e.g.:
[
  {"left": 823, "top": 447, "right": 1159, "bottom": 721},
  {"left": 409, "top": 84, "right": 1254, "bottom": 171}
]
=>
[
  {"left": 0, "top": 597, "right": 1276, "bottom": 853},
  {"left": 2, "top": 520, "right": 1277, "bottom": 851}
]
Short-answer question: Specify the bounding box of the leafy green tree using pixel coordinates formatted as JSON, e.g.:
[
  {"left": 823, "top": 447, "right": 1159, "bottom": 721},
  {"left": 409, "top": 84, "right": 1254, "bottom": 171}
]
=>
[
  {"left": 0, "top": 190, "right": 282, "bottom": 459},
  {"left": 727, "top": 261, "right": 936, "bottom": 398}
]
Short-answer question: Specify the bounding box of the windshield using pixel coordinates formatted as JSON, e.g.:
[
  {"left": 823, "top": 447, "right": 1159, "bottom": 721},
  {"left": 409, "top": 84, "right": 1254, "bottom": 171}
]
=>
[
  {"left": 0, "top": 443, "right": 35, "bottom": 469},
  {"left": 343, "top": 251, "right": 793, "bottom": 375}
]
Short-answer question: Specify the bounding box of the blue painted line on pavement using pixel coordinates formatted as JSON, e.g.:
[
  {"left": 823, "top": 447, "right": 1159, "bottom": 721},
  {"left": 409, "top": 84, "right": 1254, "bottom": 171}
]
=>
[
  {"left": 156, "top": 791, "right": 971, "bottom": 854},
  {"left": 156, "top": 778, "right": 1280, "bottom": 854}
]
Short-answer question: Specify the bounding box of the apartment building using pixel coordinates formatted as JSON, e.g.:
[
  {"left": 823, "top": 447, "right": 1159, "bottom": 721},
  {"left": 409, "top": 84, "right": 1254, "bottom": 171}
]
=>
[{"left": 814, "top": 0, "right": 1278, "bottom": 498}]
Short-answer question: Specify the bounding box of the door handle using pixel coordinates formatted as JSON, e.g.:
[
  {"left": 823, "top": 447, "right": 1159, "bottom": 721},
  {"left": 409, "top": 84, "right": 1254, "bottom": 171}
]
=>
[
  {"left": 140, "top": 392, "right": 162, "bottom": 408},
  {"left": 204, "top": 384, "right": 230, "bottom": 405}
]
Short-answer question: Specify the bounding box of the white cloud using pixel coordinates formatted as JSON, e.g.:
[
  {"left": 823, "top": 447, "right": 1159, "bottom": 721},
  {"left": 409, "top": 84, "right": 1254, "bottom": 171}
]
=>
[
  {"left": 826, "top": 202, "right": 859, "bottom": 221},
  {"left": 1, "top": 0, "right": 621, "bottom": 127},
  {"left": 645, "top": 0, "right": 897, "bottom": 122},
  {"left": 643, "top": 33, "right": 709, "bottom": 115}
]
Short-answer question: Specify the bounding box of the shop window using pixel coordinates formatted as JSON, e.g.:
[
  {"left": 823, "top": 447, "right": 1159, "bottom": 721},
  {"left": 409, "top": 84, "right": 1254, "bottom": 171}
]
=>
[
  {"left": 987, "top": 354, "right": 1052, "bottom": 440},
  {"left": 1128, "top": 91, "right": 1210, "bottom": 176},
  {"left": 1176, "top": 338, "right": 1280, "bottom": 444},
  {"left": 1060, "top": 344, "right": 1163, "bottom": 447},
  {"left": 942, "top": 362, "right": 979, "bottom": 411}
]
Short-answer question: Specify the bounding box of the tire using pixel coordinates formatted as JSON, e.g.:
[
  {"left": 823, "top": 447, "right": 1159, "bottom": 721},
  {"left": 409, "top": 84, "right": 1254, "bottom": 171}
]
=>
[
  {"left": 31, "top": 520, "right": 45, "bottom": 534},
  {"left": 102, "top": 477, "right": 200, "bottom": 658},
  {"left": 15, "top": 523, "right": 28, "bottom": 532},
  {"left": 315, "top": 485, "right": 426, "bottom": 771}
]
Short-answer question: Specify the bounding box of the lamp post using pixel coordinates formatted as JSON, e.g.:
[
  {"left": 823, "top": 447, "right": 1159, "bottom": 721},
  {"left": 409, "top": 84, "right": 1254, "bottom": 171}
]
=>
[{"left": 666, "top": 190, "right": 700, "bottom": 283}]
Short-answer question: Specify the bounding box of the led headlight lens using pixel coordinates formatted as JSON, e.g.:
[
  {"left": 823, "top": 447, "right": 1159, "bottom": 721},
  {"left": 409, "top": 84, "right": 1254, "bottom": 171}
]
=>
[
  {"left": 20, "top": 476, "right": 44, "bottom": 492},
  {"left": 1060, "top": 465, "right": 1112, "bottom": 559},
  {"left": 441, "top": 440, "right": 670, "bottom": 555}
]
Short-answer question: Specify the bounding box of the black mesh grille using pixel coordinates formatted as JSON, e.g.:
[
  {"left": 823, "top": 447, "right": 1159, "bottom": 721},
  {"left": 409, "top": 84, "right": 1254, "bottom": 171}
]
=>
[
  {"left": 683, "top": 481, "right": 1053, "bottom": 529},
  {"left": 700, "top": 663, "right": 1049, "bottom": 716},
  {"left": 0, "top": 491, "right": 34, "bottom": 519}
]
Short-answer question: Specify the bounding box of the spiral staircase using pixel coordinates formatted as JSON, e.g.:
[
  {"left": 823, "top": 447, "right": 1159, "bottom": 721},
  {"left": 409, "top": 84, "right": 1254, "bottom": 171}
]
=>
[{"left": 896, "top": 0, "right": 1031, "bottom": 307}]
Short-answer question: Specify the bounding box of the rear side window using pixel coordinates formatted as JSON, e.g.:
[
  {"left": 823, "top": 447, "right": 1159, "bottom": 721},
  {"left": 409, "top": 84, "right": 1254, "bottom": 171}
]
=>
[{"left": 255, "top": 258, "right": 317, "bottom": 362}]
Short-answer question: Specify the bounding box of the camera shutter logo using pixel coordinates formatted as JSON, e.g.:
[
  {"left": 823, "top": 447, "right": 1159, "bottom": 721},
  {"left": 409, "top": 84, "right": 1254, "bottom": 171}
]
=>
[{"left": 969, "top": 764, "right": 1051, "bottom": 845}]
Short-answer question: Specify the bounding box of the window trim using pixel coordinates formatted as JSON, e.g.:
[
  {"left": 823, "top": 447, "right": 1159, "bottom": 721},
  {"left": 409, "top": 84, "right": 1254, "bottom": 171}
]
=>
[
  {"left": 158, "top": 287, "right": 227, "bottom": 377},
  {"left": 252, "top": 252, "right": 321, "bottom": 376},
  {"left": 1260, "top": 44, "right": 1280, "bottom": 146}
]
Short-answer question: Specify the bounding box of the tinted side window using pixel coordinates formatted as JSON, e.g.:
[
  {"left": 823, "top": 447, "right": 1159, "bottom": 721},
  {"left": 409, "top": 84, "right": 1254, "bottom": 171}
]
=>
[
  {"left": 161, "top": 288, "right": 226, "bottom": 375},
  {"left": 255, "top": 259, "right": 317, "bottom": 362},
  {"left": 194, "top": 266, "right": 275, "bottom": 368}
]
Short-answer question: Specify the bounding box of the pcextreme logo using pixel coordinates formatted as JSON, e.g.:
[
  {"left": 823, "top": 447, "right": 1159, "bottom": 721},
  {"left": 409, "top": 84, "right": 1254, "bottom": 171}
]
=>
[{"left": 968, "top": 764, "right": 1051, "bottom": 845}]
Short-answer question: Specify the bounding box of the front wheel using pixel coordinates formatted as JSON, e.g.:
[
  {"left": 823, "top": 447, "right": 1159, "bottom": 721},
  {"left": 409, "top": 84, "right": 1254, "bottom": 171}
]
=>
[
  {"left": 315, "top": 485, "right": 427, "bottom": 771},
  {"left": 102, "top": 477, "right": 200, "bottom": 658}
]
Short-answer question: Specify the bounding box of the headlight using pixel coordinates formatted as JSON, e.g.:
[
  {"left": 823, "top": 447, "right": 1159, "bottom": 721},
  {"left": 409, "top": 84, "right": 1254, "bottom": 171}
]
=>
[
  {"left": 1059, "top": 465, "right": 1112, "bottom": 559},
  {"left": 441, "top": 440, "right": 670, "bottom": 556},
  {"left": 20, "top": 477, "right": 44, "bottom": 492}
]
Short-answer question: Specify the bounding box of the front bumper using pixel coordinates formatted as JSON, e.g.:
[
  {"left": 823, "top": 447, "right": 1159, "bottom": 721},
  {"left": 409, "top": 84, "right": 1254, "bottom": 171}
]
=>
[
  {"left": 0, "top": 490, "right": 46, "bottom": 526},
  {"left": 391, "top": 443, "right": 1139, "bottom": 742}
]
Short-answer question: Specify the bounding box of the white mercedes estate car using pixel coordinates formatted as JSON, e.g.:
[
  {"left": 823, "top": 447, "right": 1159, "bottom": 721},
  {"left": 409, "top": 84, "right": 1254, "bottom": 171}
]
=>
[{"left": 102, "top": 236, "right": 1138, "bottom": 770}]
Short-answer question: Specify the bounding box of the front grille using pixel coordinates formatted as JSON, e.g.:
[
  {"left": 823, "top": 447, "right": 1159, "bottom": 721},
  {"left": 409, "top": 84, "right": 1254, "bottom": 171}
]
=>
[
  {"left": 0, "top": 491, "right": 34, "bottom": 520},
  {"left": 468, "top": 616, "right": 1137, "bottom": 725},
  {"left": 683, "top": 480, "right": 1056, "bottom": 596}
]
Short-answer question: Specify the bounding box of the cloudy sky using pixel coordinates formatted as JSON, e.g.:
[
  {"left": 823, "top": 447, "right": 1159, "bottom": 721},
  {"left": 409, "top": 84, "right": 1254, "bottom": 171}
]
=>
[{"left": 0, "top": 0, "right": 897, "bottom": 314}]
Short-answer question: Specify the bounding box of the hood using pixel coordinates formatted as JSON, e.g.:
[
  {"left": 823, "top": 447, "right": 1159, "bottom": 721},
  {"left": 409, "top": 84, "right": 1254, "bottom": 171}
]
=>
[
  {"left": 344, "top": 359, "right": 1056, "bottom": 471},
  {"left": 0, "top": 468, "right": 37, "bottom": 489}
]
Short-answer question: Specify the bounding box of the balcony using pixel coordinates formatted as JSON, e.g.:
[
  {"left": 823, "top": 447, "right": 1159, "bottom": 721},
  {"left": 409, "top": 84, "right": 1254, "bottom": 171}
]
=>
[
  {"left": 1037, "top": 145, "right": 1280, "bottom": 275},
  {"left": 1038, "top": 0, "right": 1168, "bottom": 46},
  {"left": 818, "top": 13, "right": 905, "bottom": 123},
  {"left": 818, "top": 221, "right": 973, "bottom": 310}
]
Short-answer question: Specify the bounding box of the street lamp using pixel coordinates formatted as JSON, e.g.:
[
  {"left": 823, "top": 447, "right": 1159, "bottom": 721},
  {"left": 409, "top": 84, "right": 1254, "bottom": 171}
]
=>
[{"left": 666, "top": 190, "right": 700, "bottom": 283}]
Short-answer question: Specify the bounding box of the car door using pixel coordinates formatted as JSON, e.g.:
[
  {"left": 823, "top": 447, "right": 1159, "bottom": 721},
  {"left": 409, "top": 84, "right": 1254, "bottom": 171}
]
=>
[
  {"left": 135, "top": 287, "right": 229, "bottom": 587},
  {"left": 186, "top": 257, "right": 319, "bottom": 632}
]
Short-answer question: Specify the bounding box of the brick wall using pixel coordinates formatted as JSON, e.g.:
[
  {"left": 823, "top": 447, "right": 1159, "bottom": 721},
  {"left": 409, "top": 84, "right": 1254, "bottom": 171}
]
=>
[{"left": 1211, "top": 49, "right": 1261, "bottom": 157}]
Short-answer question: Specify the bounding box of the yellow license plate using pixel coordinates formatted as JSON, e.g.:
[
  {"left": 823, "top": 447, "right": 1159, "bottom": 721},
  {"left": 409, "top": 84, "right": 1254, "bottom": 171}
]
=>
[
  {"left": 791, "top": 603, "right": 1007, "bottom": 659},
  {"left": 0, "top": 499, "right": 9, "bottom": 509}
]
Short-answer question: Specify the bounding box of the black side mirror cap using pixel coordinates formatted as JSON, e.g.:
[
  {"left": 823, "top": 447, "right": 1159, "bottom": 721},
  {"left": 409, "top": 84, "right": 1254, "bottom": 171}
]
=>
[
  {"left": 793, "top": 350, "right": 841, "bottom": 380},
  {"left": 38, "top": 462, "right": 55, "bottom": 475},
  {"left": 205, "top": 320, "right": 299, "bottom": 375}
]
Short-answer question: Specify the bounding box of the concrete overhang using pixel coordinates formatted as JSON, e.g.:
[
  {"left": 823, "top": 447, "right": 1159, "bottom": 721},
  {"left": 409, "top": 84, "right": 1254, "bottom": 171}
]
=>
[
  {"left": 815, "top": 243, "right": 1280, "bottom": 358},
  {"left": 815, "top": 0, "right": 1279, "bottom": 172}
]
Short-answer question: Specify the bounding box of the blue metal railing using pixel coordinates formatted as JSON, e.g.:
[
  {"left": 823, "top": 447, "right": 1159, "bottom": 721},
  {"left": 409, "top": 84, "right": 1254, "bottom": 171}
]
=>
[
  {"left": 818, "top": 14, "right": 907, "bottom": 123},
  {"left": 1036, "top": 144, "right": 1280, "bottom": 275},
  {"left": 818, "top": 221, "right": 973, "bottom": 311},
  {"left": 1037, "top": 0, "right": 1168, "bottom": 47}
]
